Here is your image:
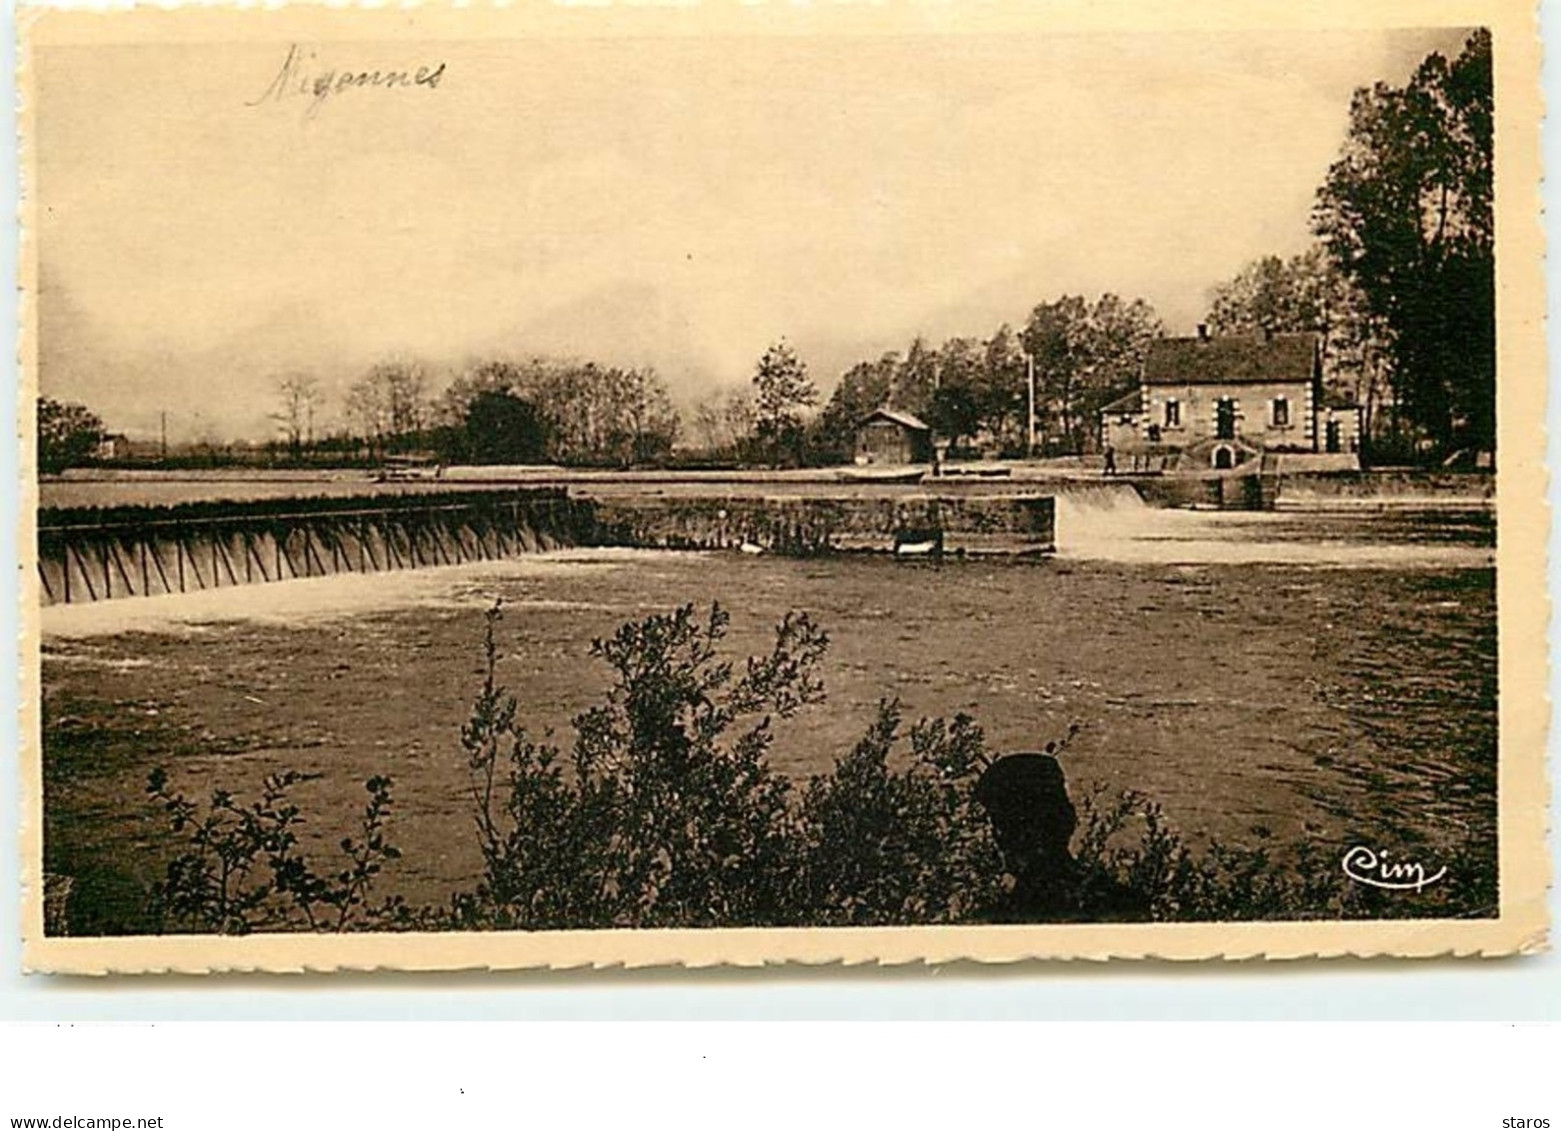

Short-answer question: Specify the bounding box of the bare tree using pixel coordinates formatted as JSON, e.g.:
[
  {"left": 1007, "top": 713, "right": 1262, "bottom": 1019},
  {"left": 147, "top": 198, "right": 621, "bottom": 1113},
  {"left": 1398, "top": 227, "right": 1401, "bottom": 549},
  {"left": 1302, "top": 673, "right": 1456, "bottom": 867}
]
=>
[
  {"left": 344, "top": 374, "right": 389, "bottom": 453},
  {"left": 271, "top": 372, "right": 323, "bottom": 458},
  {"left": 346, "top": 359, "right": 432, "bottom": 453},
  {"left": 692, "top": 387, "right": 756, "bottom": 454}
]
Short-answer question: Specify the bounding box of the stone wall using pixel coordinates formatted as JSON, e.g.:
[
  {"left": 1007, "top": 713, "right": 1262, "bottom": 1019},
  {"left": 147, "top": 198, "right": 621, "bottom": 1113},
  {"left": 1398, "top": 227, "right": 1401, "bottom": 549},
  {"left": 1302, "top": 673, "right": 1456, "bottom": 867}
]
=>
[
  {"left": 1132, "top": 475, "right": 1251, "bottom": 510},
  {"left": 1276, "top": 470, "right": 1494, "bottom": 505},
  {"left": 590, "top": 493, "right": 1056, "bottom": 555}
]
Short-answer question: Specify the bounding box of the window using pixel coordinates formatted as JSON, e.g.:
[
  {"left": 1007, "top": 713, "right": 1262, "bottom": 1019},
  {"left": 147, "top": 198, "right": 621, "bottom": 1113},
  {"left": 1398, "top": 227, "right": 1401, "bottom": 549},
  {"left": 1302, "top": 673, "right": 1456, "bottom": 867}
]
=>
[
  {"left": 1272, "top": 397, "right": 1290, "bottom": 427},
  {"left": 1164, "top": 399, "right": 1181, "bottom": 428},
  {"left": 1215, "top": 398, "right": 1236, "bottom": 440}
]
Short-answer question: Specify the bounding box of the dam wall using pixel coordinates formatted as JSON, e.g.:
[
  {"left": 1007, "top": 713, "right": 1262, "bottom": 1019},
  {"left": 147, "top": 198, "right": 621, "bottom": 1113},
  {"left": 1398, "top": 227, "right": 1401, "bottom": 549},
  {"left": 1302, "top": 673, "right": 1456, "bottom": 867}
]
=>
[
  {"left": 1067, "top": 468, "right": 1492, "bottom": 511},
  {"left": 589, "top": 492, "right": 1056, "bottom": 556},
  {"left": 36, "top": 486, "right": 1057, "bottom": 605},
  {"left": 36, "top": 489, "right": 598, "bottom": 606},
  {"left": 1128, "top": 474, "right": 1260, "bottom": 510},
  {"left": 1273, "top": 469, "right": 1494, "bottom": 508}
]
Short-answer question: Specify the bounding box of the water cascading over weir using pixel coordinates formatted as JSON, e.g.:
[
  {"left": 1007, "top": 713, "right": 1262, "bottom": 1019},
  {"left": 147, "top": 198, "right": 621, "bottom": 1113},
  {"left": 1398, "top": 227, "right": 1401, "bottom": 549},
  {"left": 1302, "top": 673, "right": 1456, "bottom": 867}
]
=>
[
  {"left": 35, "top": 484, "right": 1059, "bottom": 605},
  {"left": 34, "top": 488, "right": 600, "bottom": 606}
]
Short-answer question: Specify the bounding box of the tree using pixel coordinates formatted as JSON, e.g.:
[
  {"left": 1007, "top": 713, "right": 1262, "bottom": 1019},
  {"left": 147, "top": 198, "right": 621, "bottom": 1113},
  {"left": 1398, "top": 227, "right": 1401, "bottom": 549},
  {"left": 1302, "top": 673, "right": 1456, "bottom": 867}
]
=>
[
  {"left": 979, "top": 324, "right": 1028, "bottom": 452},
  {"left": 927, "top": 383, "right": 981, "bottom": 453},
  {"left": 437, "top": 359, "right": 528, "bottom": 428},
  {"left": 523, "top": 363, "right": 680, "bottom": 467},
  {"left": 811, "top": 298, "right": 1158, "bottom": 463},
  {"left": 270, "top": 373, "right": 323, "bottom": 459},
  {"left": 1020, "top": 295, "right": 1162, "bottom": 454},
  {"left": 605, "top": 367, "right": 681, "bottom": 466},
  {"left": 1079, "top": 294, "right": 1163, "bottom": 445},
  {"left": 37, "top": 398, "right": 105, "bottom": 475},
  {"left": 533, "top": 364, "right": 594, "bottom": 463},
  {"left": 379, "top": 361, "right": 430, "bottom": 437},
  {"left": 463, "top": 390, "right": 548, "bottom": 465},
  {"left": 1312, "top": 29, "right": 1493, "bottom": 453},
  {"left": 690, "top": 387, "right": 757, "bottom": 456},
  {"left": 346, "top": 360, "right": 432, "bottom": 454},
  {"left": 751, "top": 340, "right": 818, "bottom": 465},
  {"left": 1023, "top": 297, "right": 1090, "bottom": 451},
  {"left": 894, "top": 336, "right": 939, "bottom": 418},
  {"left": 814, "top": 353, "right": 899, "bottom": 461},
  {"left": 925, "top": 337, "right": 986, "bottom": 450},
  {"left": 1205, "top": 248, "right": 1393, "bottom": 440},
  {"left": 344, "top": 374, "right": 389, "bottom": 452},
  {"left": 432, "top": 357, "right": 556, "bottom": 463},
  {"left": 1208, "top": 254, "right": 1320, "bottom": 336},
  {"left": 752, "top": 340, "right": 818, "bottom": 425}
]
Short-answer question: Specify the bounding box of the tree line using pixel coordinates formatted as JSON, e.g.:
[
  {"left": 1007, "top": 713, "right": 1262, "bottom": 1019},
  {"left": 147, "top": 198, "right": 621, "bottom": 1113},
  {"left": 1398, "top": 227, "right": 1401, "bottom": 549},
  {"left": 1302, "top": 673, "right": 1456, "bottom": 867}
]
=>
[
  {"left": 1316, "top": 27, "right": 1493, "bottom": 456},
  {"left": 266, "top": 357, "right": 682, "bottom": 468},
  {"left": 800, "top": 295, "right": 1164, "bottom": 463}
]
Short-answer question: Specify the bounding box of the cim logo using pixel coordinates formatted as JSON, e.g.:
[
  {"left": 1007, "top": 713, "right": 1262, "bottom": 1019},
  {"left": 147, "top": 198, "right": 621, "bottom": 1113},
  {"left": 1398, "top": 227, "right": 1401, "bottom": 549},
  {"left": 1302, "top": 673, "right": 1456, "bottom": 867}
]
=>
[{"left": 1341, "top": 845, "right": 1447, "bottom": 892}]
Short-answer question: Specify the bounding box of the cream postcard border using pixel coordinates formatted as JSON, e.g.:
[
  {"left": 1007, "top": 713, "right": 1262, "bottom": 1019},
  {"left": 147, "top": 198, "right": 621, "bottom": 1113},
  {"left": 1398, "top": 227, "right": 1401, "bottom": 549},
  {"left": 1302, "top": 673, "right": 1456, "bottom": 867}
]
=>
[{"left": 14, "top": 0, "right": 1549, "bottom": 974}]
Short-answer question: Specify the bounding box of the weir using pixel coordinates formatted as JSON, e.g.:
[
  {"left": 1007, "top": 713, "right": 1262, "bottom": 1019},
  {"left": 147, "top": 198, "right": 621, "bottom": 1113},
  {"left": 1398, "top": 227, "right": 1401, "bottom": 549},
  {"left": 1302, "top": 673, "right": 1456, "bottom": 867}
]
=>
[
  {"left": 588, "top": 491, "right": 1056, "bottom": 557},
  {"left": 35, "top": 489, "right": 598, "bottom": 606},
  {"left": 36, "top": 485, "right": 1059, "bottom": 605}
]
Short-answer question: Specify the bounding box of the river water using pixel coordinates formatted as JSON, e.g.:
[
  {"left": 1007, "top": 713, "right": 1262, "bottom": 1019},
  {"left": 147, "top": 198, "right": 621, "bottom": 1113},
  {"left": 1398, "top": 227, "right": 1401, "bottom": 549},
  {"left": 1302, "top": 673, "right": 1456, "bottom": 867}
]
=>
[{"left": 40, "top": 493, "right": 1496, "bottom": 927}]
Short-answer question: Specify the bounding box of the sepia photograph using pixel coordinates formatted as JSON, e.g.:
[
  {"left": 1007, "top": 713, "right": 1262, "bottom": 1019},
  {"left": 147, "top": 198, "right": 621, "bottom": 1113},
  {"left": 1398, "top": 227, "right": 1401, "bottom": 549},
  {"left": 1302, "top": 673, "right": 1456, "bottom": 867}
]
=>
[{"left": 17, "top": 3, "right": 1547, "bottom": 971}]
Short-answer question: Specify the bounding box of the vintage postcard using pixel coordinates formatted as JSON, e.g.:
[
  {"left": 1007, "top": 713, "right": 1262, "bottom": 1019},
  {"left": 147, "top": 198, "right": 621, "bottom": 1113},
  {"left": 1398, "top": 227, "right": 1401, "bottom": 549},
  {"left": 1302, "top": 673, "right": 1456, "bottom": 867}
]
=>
[{"left": 16, "top": 0, "right": 1548, "bottom": 974}]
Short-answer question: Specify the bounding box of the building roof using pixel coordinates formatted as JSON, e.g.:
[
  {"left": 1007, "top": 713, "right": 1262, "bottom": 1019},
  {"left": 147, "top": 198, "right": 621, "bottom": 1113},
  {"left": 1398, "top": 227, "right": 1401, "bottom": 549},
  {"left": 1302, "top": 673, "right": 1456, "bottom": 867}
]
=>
[
  {"left": 1143, "top": 332, "right": 1319, "bottom": 387},
  {"left": 859, "top": 407, "right": 931, "bottom": 432},
  {"left": 1099, "top": 388, "right": 1143, "bottom": 416}
]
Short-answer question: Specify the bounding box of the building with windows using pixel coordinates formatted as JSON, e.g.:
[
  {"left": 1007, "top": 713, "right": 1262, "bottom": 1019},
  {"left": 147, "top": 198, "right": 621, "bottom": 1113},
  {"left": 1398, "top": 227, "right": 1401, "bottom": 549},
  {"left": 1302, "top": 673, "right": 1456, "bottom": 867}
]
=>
[{"left": 1099, "top": 328, "right": 1362, "bottom": 470}]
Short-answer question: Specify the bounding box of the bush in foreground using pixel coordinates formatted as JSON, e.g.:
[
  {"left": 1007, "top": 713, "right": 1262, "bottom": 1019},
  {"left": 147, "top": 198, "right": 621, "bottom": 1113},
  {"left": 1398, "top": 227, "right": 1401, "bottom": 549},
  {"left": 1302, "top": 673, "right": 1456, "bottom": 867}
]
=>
[
  {"left": 132, "top": 602, "right": 1495, "bottom": 934},
  {"left": 146, "top": 769, "right": 406, "bottom": 934}
]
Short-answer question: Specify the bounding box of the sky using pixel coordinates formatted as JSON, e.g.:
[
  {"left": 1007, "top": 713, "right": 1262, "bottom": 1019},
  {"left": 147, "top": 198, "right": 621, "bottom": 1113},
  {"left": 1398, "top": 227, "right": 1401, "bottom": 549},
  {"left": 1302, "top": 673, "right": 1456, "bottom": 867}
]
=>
[{"left": 34, "top": 27, "right": 1470, "bottom": 442}]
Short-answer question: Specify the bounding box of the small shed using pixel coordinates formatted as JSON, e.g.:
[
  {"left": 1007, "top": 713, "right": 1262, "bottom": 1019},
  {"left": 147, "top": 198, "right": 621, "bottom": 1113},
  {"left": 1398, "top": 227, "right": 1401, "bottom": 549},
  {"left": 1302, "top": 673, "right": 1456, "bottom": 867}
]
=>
[
  {"left": 855, "top": 408, "right": 934, "bottom": 466},
  {"left": 95, "top": 433, "right": 132, "bottom": 461},
  {"left": 1098, "top": 388, "right": 1143, "bottom": 454}
]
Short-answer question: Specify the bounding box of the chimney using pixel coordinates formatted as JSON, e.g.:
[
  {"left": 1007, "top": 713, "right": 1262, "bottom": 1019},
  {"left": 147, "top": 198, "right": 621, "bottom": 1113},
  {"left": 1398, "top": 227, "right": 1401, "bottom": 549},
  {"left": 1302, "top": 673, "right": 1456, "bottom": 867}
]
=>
[{"left": 1196, "top": 323, "right": 1209, "bottom": 342}]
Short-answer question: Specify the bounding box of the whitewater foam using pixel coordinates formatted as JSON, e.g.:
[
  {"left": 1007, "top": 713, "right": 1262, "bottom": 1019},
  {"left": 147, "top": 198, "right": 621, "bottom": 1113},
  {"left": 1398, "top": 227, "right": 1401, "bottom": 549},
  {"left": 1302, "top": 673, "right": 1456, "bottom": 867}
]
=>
[{"left": 38, "top": 548, "right": 679, "bottom": 639}]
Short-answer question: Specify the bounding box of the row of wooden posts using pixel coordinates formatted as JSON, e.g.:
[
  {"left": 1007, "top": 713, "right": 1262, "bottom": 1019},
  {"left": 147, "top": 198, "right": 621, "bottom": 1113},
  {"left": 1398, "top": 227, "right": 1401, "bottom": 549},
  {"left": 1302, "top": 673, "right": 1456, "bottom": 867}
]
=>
[{"left": 36, "top": 491, "right": 587, "bottom": 606}]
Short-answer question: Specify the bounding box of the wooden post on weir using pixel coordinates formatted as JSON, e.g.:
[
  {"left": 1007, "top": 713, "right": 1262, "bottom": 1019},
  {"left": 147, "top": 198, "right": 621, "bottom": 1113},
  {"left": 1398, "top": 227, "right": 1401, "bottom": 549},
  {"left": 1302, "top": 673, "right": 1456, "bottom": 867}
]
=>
[{"left": 36, "top": 487, "right": 596, "bottom": 606}]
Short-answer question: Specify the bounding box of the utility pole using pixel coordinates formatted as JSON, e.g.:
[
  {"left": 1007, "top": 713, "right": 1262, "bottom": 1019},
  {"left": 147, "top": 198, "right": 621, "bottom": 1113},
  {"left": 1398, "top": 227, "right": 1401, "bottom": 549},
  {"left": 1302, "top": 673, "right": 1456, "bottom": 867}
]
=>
[
  {"left": 1025, "top": 351, "right": 1036, "bottom": 458},
  {"left": 160, "top": 411, "right": 167, "bottom": 461}
]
